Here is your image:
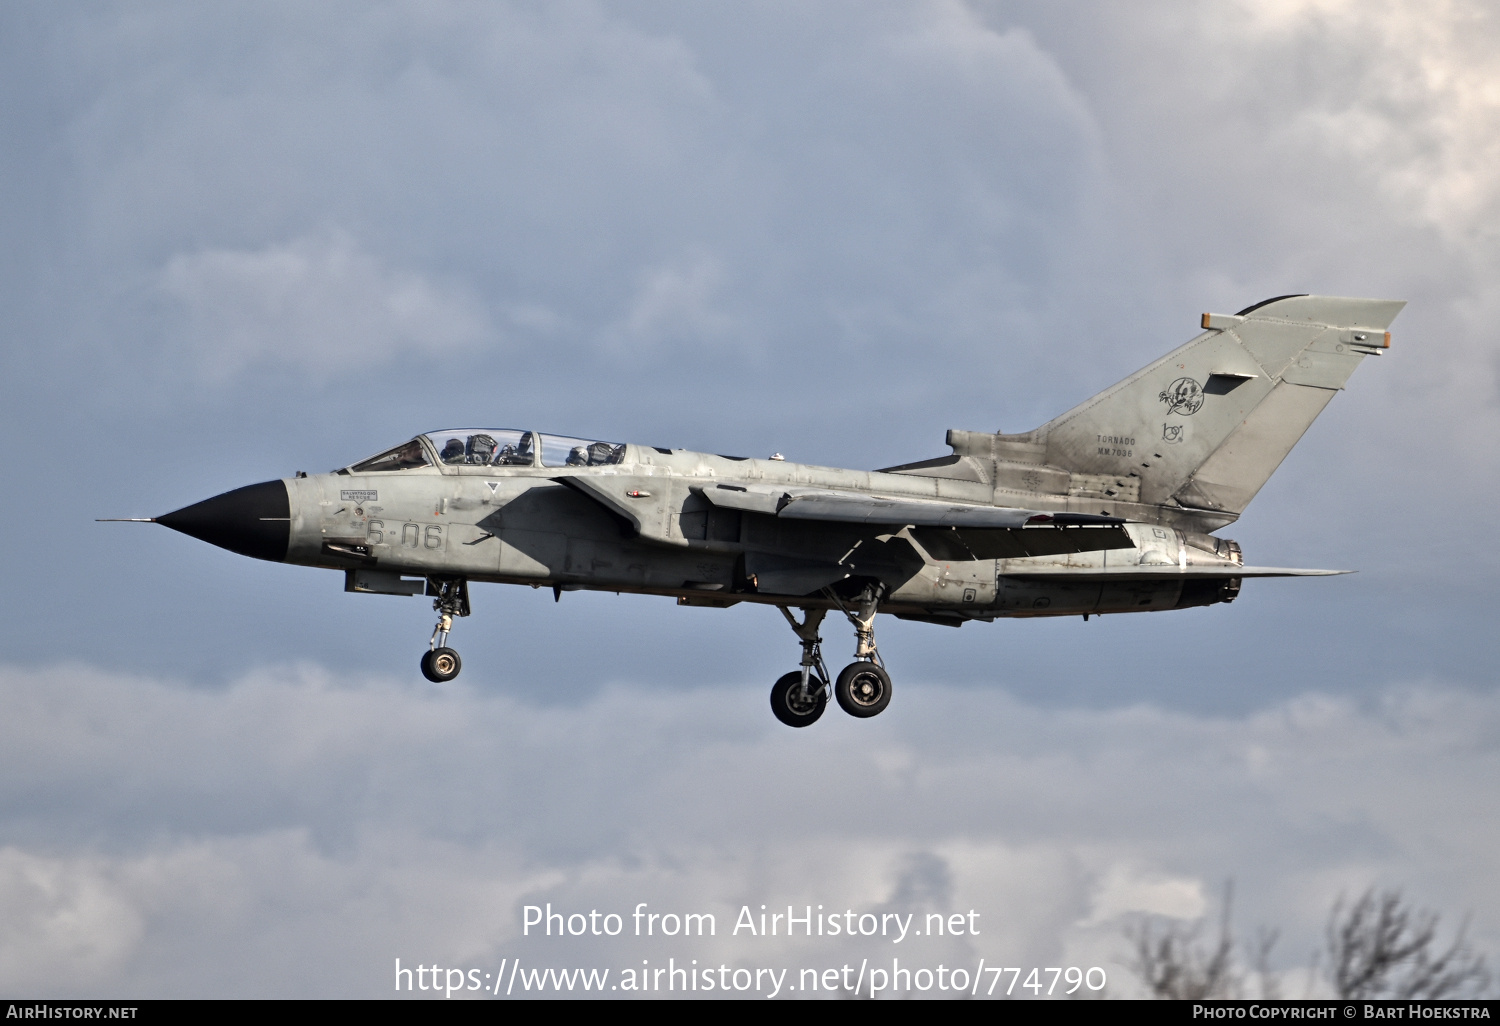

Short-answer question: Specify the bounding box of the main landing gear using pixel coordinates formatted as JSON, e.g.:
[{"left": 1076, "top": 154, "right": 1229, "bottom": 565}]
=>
[
  {"left": 771, "top": 608, "right": 829, "bottom": 727},
  {"left": 420, "top": 578, "right": 470, "bottom": 683},
  {"left": 771, "top": 585, "right": 891, "bottom": 727}
]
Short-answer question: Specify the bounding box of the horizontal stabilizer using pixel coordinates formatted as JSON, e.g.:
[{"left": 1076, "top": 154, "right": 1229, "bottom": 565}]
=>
[{"left": 1001, "top": 565, "right": 1348, "bottom": 581}]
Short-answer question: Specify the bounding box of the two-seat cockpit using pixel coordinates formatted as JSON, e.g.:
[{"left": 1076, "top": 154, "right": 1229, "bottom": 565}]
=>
[{"left": 347, "top": 430, "right": 627, "bottom": 474}]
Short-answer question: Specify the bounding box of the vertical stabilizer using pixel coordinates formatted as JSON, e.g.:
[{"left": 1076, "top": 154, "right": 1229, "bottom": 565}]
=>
[{"left": 1032, "top": 295, "right": 1403, "bottom": 517}]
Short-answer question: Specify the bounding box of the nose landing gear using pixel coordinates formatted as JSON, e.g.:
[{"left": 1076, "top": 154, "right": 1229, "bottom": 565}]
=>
[
  {"left": 421, "top": 646, "right": 461, "bottom": 683},
  {"left": 771, "top": 585, "right": 891, "bottom": 726},
  {"left": 420, "top": 578, "right": 469, "bottom": 683}
]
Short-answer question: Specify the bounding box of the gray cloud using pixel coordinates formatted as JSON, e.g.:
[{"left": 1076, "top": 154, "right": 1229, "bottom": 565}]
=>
[
  {"left": 0, "top": 662, "right": 1494, "bottom": 996},
  {"left": 4, "top": 0, "right": 1500, "bottom": 998},
  {"left": 158, "top": 230, "right": 491, "bottom": 381},
  {"left": 600, "top": 247, "right": 737, "bottom": 355}
]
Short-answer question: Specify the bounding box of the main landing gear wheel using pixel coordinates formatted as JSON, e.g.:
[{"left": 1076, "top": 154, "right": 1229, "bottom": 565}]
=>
[
  {"left": 770, "top": 672, "right": 826, "bottom": 728},
  {"left": 835, "top": 661, "right": 891, "bottom": 718},
  {"left": 421, "top": 647, "right": 462, "bottom": 683}
]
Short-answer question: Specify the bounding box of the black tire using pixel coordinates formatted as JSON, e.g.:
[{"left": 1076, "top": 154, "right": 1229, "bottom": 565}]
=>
[
  {"left": 770, "top": 671, "right": 826, "bottom": 728},
  {"left": 835, "top": 662, "right": 891, "bottom": 717},
  {"left": 421, "top": 647, "right": 462, "bottom": 683}
]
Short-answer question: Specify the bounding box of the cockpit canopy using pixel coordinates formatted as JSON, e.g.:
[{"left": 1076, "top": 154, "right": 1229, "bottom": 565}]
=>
[{"left": 349, "top": 430, "right": 626, "bottom": 473}]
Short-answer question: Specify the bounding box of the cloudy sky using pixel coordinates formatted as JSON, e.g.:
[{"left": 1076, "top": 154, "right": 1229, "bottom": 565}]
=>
[{"left": 2, "top": 0, "right": 1496, "bottom": 998}]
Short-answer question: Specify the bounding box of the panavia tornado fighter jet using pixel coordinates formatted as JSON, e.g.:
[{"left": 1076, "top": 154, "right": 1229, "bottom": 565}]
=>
[{"left": 114, "top": 294, "right": 1402, "bottom": 727}]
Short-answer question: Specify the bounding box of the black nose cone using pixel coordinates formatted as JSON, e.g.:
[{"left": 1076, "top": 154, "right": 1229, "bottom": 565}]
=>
[{"left": 157, "top": 480, "right": 290, "bottom": 562}]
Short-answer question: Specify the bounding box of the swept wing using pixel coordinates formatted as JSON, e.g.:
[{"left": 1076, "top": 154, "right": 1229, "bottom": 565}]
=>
[{"left": 702, "top": 483, "right": 1134, "bottom": 559}]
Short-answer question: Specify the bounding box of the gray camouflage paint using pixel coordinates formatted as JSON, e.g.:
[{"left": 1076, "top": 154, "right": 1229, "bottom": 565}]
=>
[{"left": 260, "top": 295, "right": 1400, "bottom": 628}]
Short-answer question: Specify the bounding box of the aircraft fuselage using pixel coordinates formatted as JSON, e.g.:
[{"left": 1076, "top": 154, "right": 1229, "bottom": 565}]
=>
[
  {"left": 137, "top": 293, "right": 1397, "bottom": 724},
  {"left": 271, "top": 442, "right": 1242, "bottom": 623}
]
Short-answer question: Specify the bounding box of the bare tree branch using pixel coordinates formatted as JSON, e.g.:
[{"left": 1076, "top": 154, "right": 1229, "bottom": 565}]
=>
[
  {"left": 1128, "top": 881, "right": 1240, "bottom": 999},
  {"left": 1250, "top": 925, "right": 1282, "bottom": 1000},
  {"left": 1125, "top": 882, "right": 1492, "bottom": 1000},
  {"left": 1327, "top": 888, "right": 1490, "bottom": 999}
]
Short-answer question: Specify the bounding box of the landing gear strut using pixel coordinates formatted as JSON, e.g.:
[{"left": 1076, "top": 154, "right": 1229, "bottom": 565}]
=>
[
  {"left": 770, "top": 585, "right": 892, "bottom": 726},
  {"left": 770, "top": 607, "right": 829, "bottom": 727},
  {"left": 831, "top": 585, "right": 891, "bottom": 718},
  {"left": 420, "top": 577, "right": 469, "bottom": 683}
]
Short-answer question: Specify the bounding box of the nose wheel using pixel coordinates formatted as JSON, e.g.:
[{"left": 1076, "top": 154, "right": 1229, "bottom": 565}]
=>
[
  {"left": 421, "top": 647, "right": 462, "bottom": 683},
  {"left": 420, "top": 577, "right": 470, "bottom": 683}
]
